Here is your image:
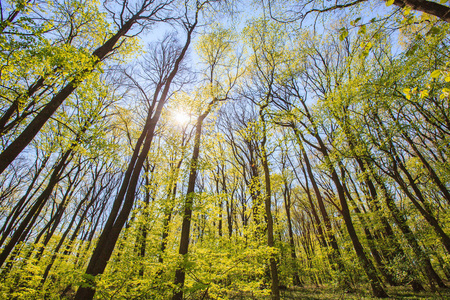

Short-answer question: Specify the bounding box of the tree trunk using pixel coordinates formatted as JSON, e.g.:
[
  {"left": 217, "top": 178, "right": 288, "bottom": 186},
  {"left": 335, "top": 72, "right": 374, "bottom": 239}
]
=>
[
  {"left": 392, "top": 0, "right": 450, "bottom": 23},
  {"left": 259, "top": 111, "right": 280, "bottom": 300},
  {"left": 0, "top": 147, "right": 73, "bottom": 268},
  {"left": 173, "top": 112, "right": 209, "bottom": 300},
  {"left": 283, "top": 182, "right": 302, "bottom": 286}
]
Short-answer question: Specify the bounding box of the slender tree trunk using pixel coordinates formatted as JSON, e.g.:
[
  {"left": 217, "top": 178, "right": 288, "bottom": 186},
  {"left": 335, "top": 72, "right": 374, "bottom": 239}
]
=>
[
  {"left": 158, "top": 133, "right": 188, "bottom": 268},
  {"left": 259, "top": 111, "right": 280, "bottom": 300},
  {"left": 137, "top": 160, "right": 154, "bottom": 277},
  {"left": 0, "top": 154, "right": 50, "bottom": 246},
  {"left": 340, "top": 169, "right": 394, "bottom": 286},
  {"left": 401, "top": 132, "right": 450, "bottom": 204},
  {"left": 283, "top": 181, "right": 302, "bottom": 286},
  {"left": 173, "top": 112, "right": 209, "bottom": 300},
  {"left": 0, "top": 76, "right": 46, "bottom": 135},
  {"left": 364, "top": 162, "right": 436, "bottom": 290},
  {"left": 333, "top": 168, "right": 387, "bottom": 297},
  {"left": 33, "top": 174, "right": 80, "bottom": 262},
  {"left": 221, "top": 167, "right": 234, "bottom": 238},
  {"left": 297, "top": 116, "right": 388, "bottom": 297},
  {"left": 393, "top": 157, "right": 450, "bottom": 256},
  {"left": 40, "top": 194, "right": 87, "bottom": 286},
  {"left": 0, "top": 147, "right": 74, "bottom": 268},
  {"left": 291, "top": 126, "right": 352, "bottom": 290},
  {"left": 173, "top": 92, "right": 219, "bottom": 299}
]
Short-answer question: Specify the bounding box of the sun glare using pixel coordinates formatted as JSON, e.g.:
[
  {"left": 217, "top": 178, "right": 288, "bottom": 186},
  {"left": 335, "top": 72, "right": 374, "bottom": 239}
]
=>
[{"left": 173, "top": 111, "right": 191, "bottom": 125}]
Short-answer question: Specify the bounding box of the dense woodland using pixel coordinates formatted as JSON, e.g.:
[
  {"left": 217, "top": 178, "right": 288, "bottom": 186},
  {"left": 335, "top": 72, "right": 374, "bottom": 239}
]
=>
[{"left": 1, "top": 0, "right": 450, "bottom": 299}]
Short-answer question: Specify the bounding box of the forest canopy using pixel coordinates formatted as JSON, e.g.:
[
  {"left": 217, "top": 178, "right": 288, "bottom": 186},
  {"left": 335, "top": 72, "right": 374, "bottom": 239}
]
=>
[{"left": 0, "top": 0, "right": 450, "bottom": 299}]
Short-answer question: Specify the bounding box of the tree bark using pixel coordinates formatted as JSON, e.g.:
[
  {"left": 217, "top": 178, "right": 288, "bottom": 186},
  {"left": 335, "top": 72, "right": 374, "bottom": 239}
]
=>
[
  {"left": 173, "top": 110, "right": 211, "bottom": 300},
  {"left": 392, "top": 0, "right": 450, "bottom": 23},
  {"left": 0, "top": 141, "right": 77, "bottom": 268}
]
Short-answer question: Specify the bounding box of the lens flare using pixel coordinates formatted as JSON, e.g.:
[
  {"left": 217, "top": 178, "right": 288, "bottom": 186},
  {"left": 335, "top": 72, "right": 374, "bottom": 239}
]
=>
[{"left": 173, "top": 111, "right": 190, "bottom": 125}]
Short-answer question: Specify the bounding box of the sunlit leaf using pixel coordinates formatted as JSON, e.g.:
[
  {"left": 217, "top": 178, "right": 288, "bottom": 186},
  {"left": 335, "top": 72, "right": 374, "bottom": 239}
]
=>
[
  {"left": 339, "top": 28, "right": 348, "bottom": 41},
  {"left": 431, "top": 70, "right": 441, "bottom": 78},
  {"left": 386, "top": 0, "right": 395, "bottom": 6}
]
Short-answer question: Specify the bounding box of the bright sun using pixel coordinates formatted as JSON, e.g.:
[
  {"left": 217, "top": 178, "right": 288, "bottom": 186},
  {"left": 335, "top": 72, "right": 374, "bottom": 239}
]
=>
[{"left": 173, "top": 111, "right": 191, "bottom": 125}]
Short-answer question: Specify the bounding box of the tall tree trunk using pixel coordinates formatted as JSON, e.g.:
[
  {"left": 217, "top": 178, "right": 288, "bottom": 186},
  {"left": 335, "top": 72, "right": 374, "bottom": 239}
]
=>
[
  {"left": 296, "top": 115, "right": 388, "bottom": 297},
  {"left": 283, "top": 181, "right": 302, "bottom": 286},
  {"left": 259, "top": 111, "right": 280, "bottom": 300},
  {"left": 137, "top": 159, "right": 155, "bottom": 277},
  {"left": 0, "top": 154, "right": 50, "bottom": 247},
  {"left": 340, "top": 167, "right": 395, "bottom": 286},
  {"left": 173, "top": 96, "right": 217, "bottom": 300},
  {"left": 173, "top": 114, "right": 208, "bottom": 299},
  {"left": 373, "top": 171, "right": 445, "bottom": 289},
  {"left": 0, "top": 146, "right": 74, "bottom": 268},
  {"left": 291, "top": 126, "right": 352, "bottom": 290},
  {"left": 158, "top": 130, "right": 189, "bottom": 269}
]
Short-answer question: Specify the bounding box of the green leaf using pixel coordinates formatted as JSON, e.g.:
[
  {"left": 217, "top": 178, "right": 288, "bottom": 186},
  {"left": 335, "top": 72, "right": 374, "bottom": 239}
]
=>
[
  {"left": 430, "top": 70, "right": 441, "bottom": 78},
  {"left": 428, "top": 27, "right": 440, "bottom": 36},
  {"left": 361, "top": 49, "right": 370, "bottom": 58},
  {"left": 419, "top": 90, "right": 429, "bottom": 98},
  {"left": 339, "top": 28, "right": 348, "bottom": 41},
  {"left": 351, "top": 17, "right": 361, "bottom": 25},
  {"left": 406, "top": 44, "right": 418, "bottom": 57},
  {"left": 386, "top": 0, "right": 395, "bottom": 6},
  {"left": 403, "top": 88, "right": 411, "bottom": 99},
  {"left": 358, "top": 25, "right": 367, "bottom": 35},
  {"left": 80, "top": 273, "right": 96, "bottom": 288}
]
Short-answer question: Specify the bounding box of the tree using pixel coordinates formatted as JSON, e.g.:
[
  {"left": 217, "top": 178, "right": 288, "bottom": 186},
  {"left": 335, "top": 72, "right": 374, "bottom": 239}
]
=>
[
  {"left": 173, "top": 24, "right": 242, "bottom": 300},
  {"left": 265, "top": 0, "right": 450, "bottom": 23},
  {"left": 0, "top": 0, "right": 175, "bottom": 174},
  {"left": 74, "top": 2, "right": 205, "bottom": 298}
]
